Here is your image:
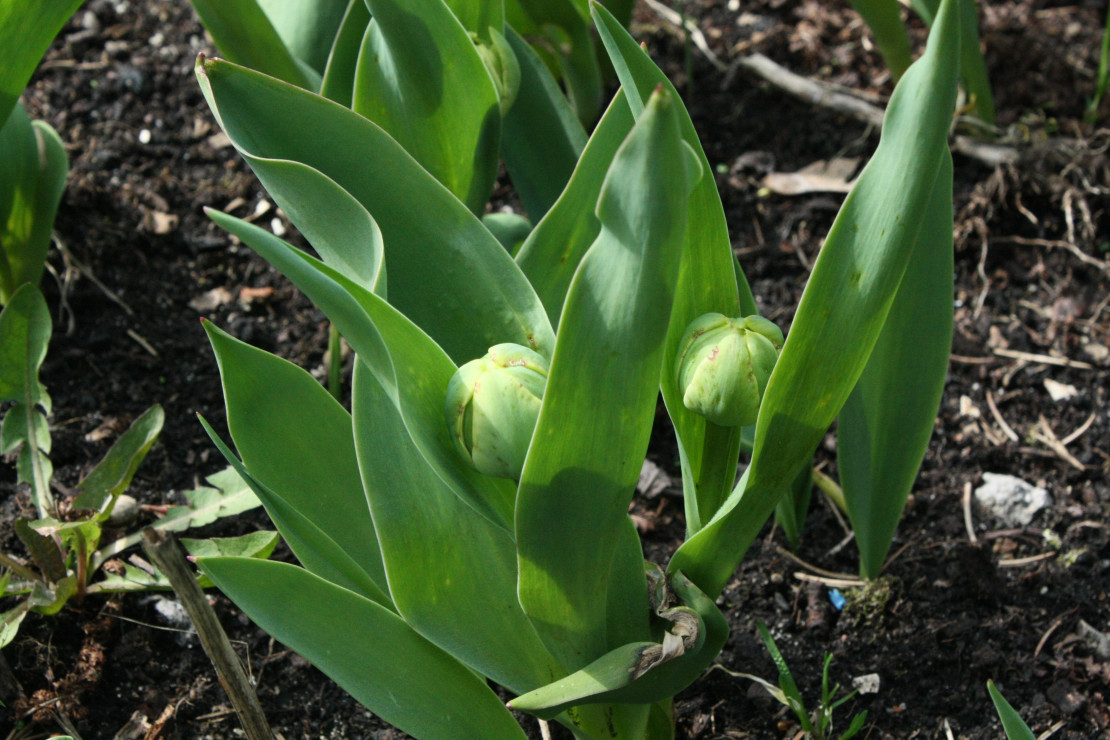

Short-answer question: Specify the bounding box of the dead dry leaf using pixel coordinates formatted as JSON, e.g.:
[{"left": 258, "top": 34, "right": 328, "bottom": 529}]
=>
[
  {"left": 239, "top": 285, "right": 275, "bottom": 304},
  {"left": 188, "top": 286, "right": 234, "bottom": 312}
]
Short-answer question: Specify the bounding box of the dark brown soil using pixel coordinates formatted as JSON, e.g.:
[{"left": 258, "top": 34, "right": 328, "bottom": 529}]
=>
[{"left": 2, "top": 1, "right": 1108, "bottom": 738}]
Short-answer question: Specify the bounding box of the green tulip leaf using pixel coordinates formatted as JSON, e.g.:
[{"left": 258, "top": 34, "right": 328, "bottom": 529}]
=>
[
  {"left": 0, "top": 0, "right": 86, "bottom": 124},
  {"left": 514, "top": 88, "right": 634, "bottom": 326},
  {"left": 501, "top": 24, "right": 587, "bottom": 221},
  {"left": 352, "top": 359, "right": 563, "bottom": 694},
  {"left": 510, "top": 571, "right": 728, "bottom": 718},
  {"left": 849, "top": 0, "right": 913, "bottom": 82},
  {"left": 910, "top": 0, "right": 994, "bottom": 124},
  {"left": 238, "top": 158, "right": 385, "bottom": 293},
  {"left": 838, "top": 152, "right": 953, "bottom": 578},
  {"left": 668, "top": 0, "right": 960, "bottom": 599},
  {"left": 353, "top": 0, "right": 501, "bottom": 213},
  {"left": 200, "top": 558, "right": 529, "bottom": 740},
  {"left": 205, "top": 210, "right": 517, "bottom": 531},
  {"left": 198, "top": 413, "right": 392, "bottom": 605},
  {"left": 516, "top": 86, "right": 695, "bottom": 671},
  {"left": 442, "top": 0, "right": 505, "bottom": 40},
  {"left": 203, "top": 319, "right": 390, "bottom": 599},
  {"left": 511, "top": 0, "right": 602, "bottom": 124},
  {"left": 318, "top": 0, "right": 371, "bottom": 107},
  {"left": 196, "top": 56, "right": 554, "bottom": 363},
  {"left": 987, "top": 680, "right": 1037, "bottom": 740},
  {"left": 773, "top": 459, "right": 814, "bottom": 551},
  {"left": 187, "top": 0, "right": 318, "bottom": 89},
  {"left": 256, "top": 0, "right": 348, "bottom": 76}
]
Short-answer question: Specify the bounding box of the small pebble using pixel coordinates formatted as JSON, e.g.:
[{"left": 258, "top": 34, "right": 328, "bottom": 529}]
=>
[
  {"left": 138, "top": 128, "right": 151, "bottom": 144},
  {"left": 974, "top": 473, "right": 1051, "bottom": 527}
]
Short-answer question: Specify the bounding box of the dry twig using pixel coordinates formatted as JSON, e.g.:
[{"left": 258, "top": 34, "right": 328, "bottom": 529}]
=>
[
  {"left": 141, "top": 530, "right": 274, "bottom": 740},
  {"left": 992, "top": 347, "right": 1094, "bottom": 370},
  {"left": 986, "top": 390, "right": 1020, "bottom": 443},
  {"left": 1033, "top": 416, "right": 1085, "bottom": 470},
  {"left": 962, "top": 482, "right": 978, "bottom": 544}
]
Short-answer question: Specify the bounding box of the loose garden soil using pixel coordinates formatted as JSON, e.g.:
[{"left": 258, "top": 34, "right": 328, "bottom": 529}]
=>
[{"left": 2, "top": 1, "right": 1108, "bottom": 738}]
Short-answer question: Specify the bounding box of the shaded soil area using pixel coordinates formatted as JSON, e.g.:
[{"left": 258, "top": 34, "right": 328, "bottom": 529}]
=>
[{"left": 2, "top": 0, "right": 1108, "bottom": 738}]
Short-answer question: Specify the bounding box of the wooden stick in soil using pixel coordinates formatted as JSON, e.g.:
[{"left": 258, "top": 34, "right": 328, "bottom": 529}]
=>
[{"left": 141, "top": 528, "right": 274, "bottom": 740}]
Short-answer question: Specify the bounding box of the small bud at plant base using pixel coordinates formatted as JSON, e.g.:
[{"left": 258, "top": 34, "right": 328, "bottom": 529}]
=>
[
  {"left": 472, "top": 29, "right": 521, "bottom": 115},
  {"left": 445, "top": 343, "right": 548, "bottom": 480},
  {"left": 674, "top": 313, "right": 784, "bottom": 427}
]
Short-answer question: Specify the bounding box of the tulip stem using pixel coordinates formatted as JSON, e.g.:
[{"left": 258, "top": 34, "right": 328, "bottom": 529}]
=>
[
  {"left": 692, "top": 422, "right": 742, "bottom": 530},
  {"left": 327, "top": 323, "right": 342, "bottom": 402},
  {"left": 812, "top": 468, "right": 848, "bottom": 515}
]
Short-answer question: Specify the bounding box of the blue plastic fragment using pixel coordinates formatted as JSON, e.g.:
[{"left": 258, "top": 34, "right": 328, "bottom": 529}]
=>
[{"left": 829, "top": 588, "right": 846, "bottom": 610}]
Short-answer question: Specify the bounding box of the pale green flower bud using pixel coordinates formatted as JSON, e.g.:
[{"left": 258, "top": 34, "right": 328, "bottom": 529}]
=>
[
  {"left": 445, "top": 343, "right": 548, "bottom": 480},
  {"left": 674, "top": 313, "right": 784, "bottom": 427},
  {"left": 472, "top": 29, "right": 521, "bottom": 115}
]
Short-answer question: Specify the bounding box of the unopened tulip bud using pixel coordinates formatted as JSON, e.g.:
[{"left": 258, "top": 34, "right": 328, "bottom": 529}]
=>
[
  {"left": 445, "top": 343, "right": 548, "bottom": 480},
  {"left": 674, "top": 313, "right": 784, "bottom": 427},
  {"left": 472, "top": 29, "right": 521, "bottom": 115}
]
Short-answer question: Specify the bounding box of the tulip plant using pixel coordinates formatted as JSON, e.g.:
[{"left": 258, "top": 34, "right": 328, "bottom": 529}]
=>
[{"left": 192, "top": 0, "right": 961, "bottom": 736}]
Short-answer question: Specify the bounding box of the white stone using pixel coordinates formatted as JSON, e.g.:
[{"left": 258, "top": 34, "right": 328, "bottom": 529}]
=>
[
  {"left": 974, "top": 473, "right": 1051, "bottom": 527},
  {"left": 152, "top": 597, "right": 190, "bottom": 629},
  {"left": 852, "top": 673, "right": 881, "bottom": 695}
]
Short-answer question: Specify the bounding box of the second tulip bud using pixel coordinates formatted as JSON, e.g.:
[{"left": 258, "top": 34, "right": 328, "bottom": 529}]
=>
[{"left": 674, "top": 313, "right": 784, "bottom": 427}]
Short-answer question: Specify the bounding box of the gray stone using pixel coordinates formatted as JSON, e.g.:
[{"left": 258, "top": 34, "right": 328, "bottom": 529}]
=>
[{"left": 974, "top": 473, "right": 1051, "bottom": 527}]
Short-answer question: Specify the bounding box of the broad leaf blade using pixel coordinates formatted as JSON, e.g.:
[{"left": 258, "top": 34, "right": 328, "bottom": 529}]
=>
[
  {"left": 198, "top": 414, "right": 392, "bottom": 605},
  {"left": 73, "top": 405, "right": 164, "bottom": 517},
  {"left": 838, "top": 152, "right": 953, "bottom": 578},
  {"left": 501, "top": 25, "right": 587, "bottom": 221},
  {"left": 319, "top": 0, "right": 371, "bottom": 106},
  {"left": 256, "top": 0, "right": 348, "bottom": 76},
  {"left": 235, "top": 158, "right": 385, "bottom": 292},
  {"left": 196, "top": 57, "right": 554, "bottom": 363},
  {"left": 203, "top": 320, "right": 390, "bottom": 597},
  {"left": 668, "top": 0, "right": 960, "bottom": 598},
  {"left": 443, "top": 0, "right": 505, "bottom": 38},
  {"left": 774, "top": 459, "right": 813, "bottom": 550},
  {"left": 353, "top": 0, "right": 501, "bottom": 213},
  {"left": 0, "top": 0, "right": 85, "bottom": 124},
  {"left": 512, "top": 0, "right": 602, "bottom": 124},
  {"left": 910, "top": 0, "right": 994, "bottom": 124},
  {"left": 987, "top": 680, "right": 1037, "bottom": 740},
  {"left": 516, "top": 87, "right": 695, "bottom": 670},
  {"left": 200, "top": 558, "right": 529, "bottom": 740},
  {"left": 187, "top": 0, "right": 316, "bottom": 89},
  {"left": 514, "top": 88, "right": 634, "bottom": 325}
]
